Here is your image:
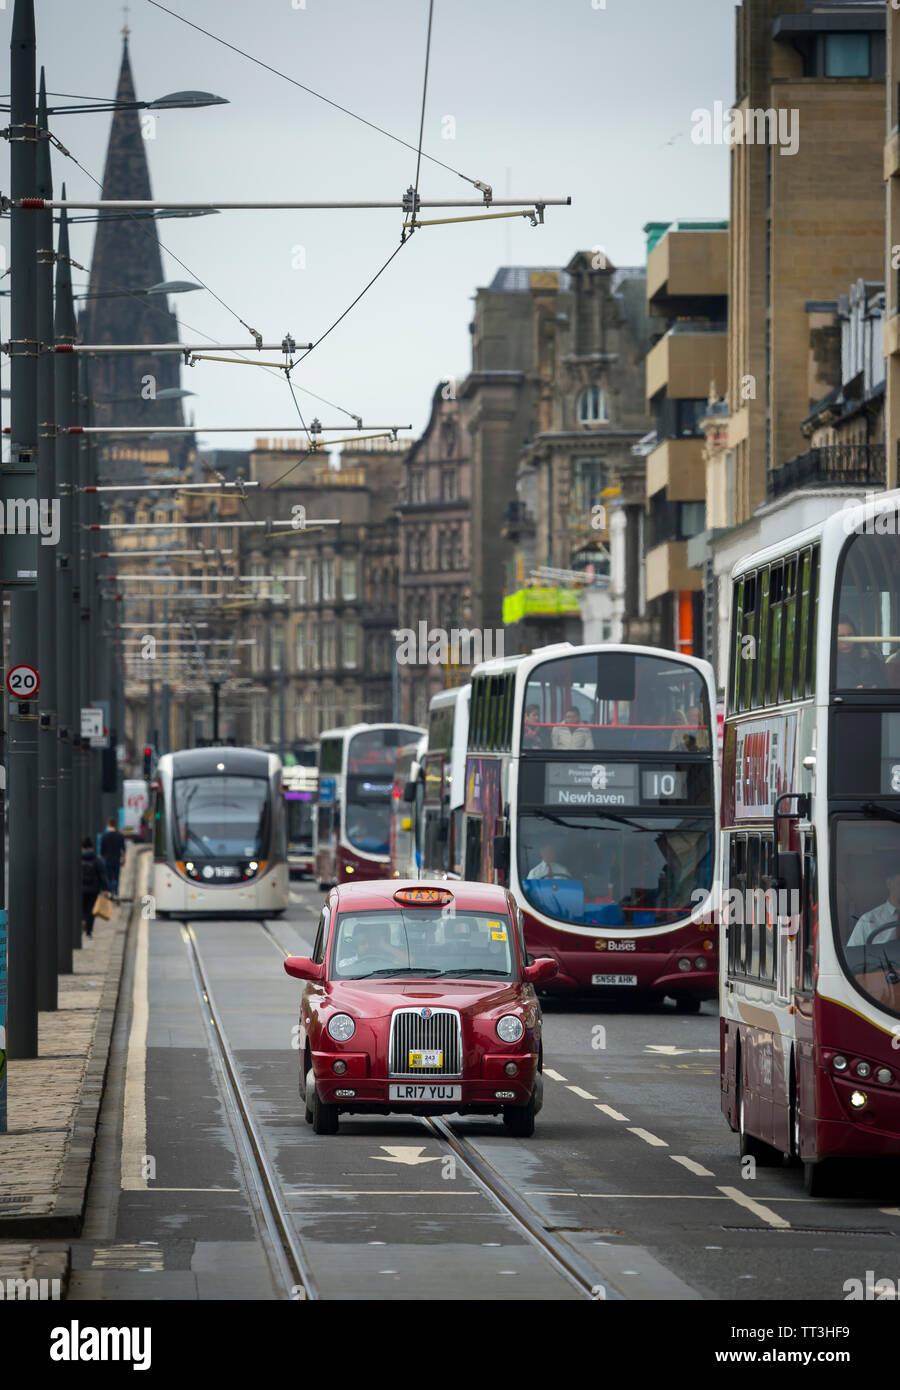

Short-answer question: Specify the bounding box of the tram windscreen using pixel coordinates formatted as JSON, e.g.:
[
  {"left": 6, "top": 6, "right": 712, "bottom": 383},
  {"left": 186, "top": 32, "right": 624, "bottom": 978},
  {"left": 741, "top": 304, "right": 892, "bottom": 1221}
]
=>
[
  {"left": 286, "top": 795, "right": 314, "bottom": 851},
  {"left": 516, "top": 813, "right": 714, "bottom": 929},
  {"left": 173, "top": 776, "right": 269, "bottom": 859},
  {"left": 346, "top": 728, "right": 420, "bottom": 855},
  {"left": 521, "top": 652, "right": 711, "bottom": 753},
  {"left": 833, "top": 817, "right": 900, "bottom": 1019}
]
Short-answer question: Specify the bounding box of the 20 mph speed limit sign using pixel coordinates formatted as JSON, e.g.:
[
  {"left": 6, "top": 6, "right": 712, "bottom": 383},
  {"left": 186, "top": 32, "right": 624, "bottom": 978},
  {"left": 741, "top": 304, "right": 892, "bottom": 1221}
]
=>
[{"left": 6, "top": 664, "right": 39, "bottom": 698}]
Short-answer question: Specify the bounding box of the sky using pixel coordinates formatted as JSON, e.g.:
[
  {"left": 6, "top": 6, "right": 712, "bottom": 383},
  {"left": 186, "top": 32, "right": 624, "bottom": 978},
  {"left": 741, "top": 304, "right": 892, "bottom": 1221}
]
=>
[{"left": 2, "top": 0, "right": 734, "bottom": 452}]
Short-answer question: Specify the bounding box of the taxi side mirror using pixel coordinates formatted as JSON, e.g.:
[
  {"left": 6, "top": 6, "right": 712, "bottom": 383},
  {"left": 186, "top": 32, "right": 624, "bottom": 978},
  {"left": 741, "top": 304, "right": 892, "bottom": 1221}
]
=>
[
  {"left": 523, "top": 957, "right": 558, "bottom": 985},
  {"left": 284, "top": 955, "right": 324, "bottom": 982}
]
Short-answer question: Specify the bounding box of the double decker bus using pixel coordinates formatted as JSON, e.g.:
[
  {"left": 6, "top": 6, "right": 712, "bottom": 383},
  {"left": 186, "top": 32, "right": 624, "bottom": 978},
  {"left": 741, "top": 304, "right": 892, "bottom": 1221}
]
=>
[
  {"left": 283, "top": 749, "right": 317, "bottom": 877},
  {"left": 462, "top": 643, "right": 719, "bottom": 1003},
  {"left": 421, "top": 684, "right": 471, "bottom": 879},
  {"left": 720, "top": 491, "right": 900, "bottom": 1194},
  {"left": 389, "top": 733, "right": 426, "bottom": 878},
  {"left": 315, "top": 723, "right": 424, "bottom": 888}
]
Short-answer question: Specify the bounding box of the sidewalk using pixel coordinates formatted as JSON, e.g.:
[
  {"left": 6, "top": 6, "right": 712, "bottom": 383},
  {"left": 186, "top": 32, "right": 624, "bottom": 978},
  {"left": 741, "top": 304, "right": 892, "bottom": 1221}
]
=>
[{"left": 0, "top": 844, "right": 150, "bottom": 1289}]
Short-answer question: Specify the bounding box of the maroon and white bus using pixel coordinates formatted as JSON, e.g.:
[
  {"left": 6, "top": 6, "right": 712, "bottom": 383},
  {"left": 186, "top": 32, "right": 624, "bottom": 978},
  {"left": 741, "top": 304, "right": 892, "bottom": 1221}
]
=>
[
  {"left": 314, "top": 724, "right": 424, "bottom": 889},
  {"left": 720, "top": 491, "right": 900, "bottom": 1194},
  {"left": 461, "top": 643, "right": 719, "bottom": 1006}
]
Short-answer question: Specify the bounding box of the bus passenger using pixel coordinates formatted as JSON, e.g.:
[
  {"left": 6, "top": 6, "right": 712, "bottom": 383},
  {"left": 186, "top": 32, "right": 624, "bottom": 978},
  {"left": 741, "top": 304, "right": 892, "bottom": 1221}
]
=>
[
  {"left": 551, "top": 707, "right": 592, "bottom": 750},
  {"left": 522, "top": 704, "right": 549, "bottom": 750},
  {"left": 836, "top": 616, "right": 886, "bottom": 689}
]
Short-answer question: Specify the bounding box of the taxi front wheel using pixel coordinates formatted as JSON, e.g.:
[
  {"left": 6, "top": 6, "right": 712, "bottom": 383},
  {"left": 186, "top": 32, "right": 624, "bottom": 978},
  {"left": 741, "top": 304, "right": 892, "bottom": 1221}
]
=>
[
  {"left": 311, "top": 1085, "right": 339, "bottom": 1135},
  {"left": 503, "top": 1091, "right": 536, "bottom": 1138}
]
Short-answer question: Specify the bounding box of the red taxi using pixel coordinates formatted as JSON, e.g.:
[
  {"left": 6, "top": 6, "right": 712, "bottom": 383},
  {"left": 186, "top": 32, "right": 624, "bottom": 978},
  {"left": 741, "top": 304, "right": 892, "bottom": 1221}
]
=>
[{"left": 284, "top": 880, "right": 558, "bottom": 1135}]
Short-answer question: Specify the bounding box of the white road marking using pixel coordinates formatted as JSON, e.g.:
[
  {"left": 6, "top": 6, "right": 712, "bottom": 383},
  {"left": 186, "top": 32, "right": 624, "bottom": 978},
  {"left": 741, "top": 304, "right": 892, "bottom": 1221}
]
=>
[
  {"left": 543, "top": 1068, "right": 567, "bottom": 1082},
  {"left": 645, "top": 1045, "right": 719, "bottom": 1056},
  {"left": 595, "top": 1104, "right": 629, "bottom": 1122},
  {"left": 717, "top": 1184, "right": 791, "bottom": 1229},
  {"left": 627, "top": 1127, "right": 668, "bottom": 1147},
  {"left": 120, "top": 910, "right": 150, "bottom": 1192},
  {"left": 371, "top": 1146, "right": 442, "bottom": 1166},
  {"left": 566, "top": 1085, "right": 597, "bottom": 1100},
  {"left": 670, "top": 1155, "right": 714, "bottom": 1177}
]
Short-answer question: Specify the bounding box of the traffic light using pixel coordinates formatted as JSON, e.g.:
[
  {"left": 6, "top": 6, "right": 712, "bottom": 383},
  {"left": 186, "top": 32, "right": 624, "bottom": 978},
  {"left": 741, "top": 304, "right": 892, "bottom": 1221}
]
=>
[{"left": 143, "top": 747, "right": 152, "bottom": 777}]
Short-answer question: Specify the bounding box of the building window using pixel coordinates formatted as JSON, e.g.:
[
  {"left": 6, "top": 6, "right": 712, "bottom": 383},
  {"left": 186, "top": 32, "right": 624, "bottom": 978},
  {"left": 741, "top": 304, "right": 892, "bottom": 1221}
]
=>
[
  {"left": 342, "top": 556, "right": 357, "bottom": 601},
  {"left": 322, "top": 556, "right": 335, "bottom": 602},
  {"left": 342, "top": 622, "right": 358, "bottom": 669},
  {"left": 438, "top": 531, "right": 451, "bottom": 571},
  {"left": 410, "top": 470, "right": 425, "bottom": 503},
  {"left": 441, "top": 469, "right": 457, "bottom": 502},
  {"left": 452, "top": 528, "right": 464, "bottom": 569},
  {"left": 572, "top": 457, "right": 606, "bottom": 515},
  {"left": 310, "top": 559, "right": 321, "bottom": 604},
  {"left": 272, "top": 558, "right": 286, "bottom": 600},
  {"left": 309, "top": 622, "right": 321, "bottom": 670},
  {"left": 576, "top": 385, "right": 608, "bottom": 424},
  {"left": 322, "top": 620, "right": 336, "bottom": 669},
  {"left": 824, "top": 32, "right": 870, "bottom": 78},
  {"left": 295, "top": 557, "right": 307, "bottom": 605},
  {"left": 272, "top": 621, "right": 285, "bottom": 669},
  {"left": 296, "top": 623, "right": 307, "bottom": 671}
]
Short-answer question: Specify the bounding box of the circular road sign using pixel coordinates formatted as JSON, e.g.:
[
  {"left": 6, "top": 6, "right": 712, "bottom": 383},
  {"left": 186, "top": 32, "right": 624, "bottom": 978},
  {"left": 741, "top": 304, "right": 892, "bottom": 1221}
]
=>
[{"left": 6, "top": 664, "right": 39, "bottom": 698}]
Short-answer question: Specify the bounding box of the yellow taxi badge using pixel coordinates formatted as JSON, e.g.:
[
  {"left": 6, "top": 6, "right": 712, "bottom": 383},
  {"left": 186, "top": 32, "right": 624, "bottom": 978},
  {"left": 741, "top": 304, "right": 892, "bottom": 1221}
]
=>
[
  {"left": 409, "top": 1049, "right": 442, "bottom": 1068},
  {"left": 491, "top": 931, "right": 507, "bottom": 941}
]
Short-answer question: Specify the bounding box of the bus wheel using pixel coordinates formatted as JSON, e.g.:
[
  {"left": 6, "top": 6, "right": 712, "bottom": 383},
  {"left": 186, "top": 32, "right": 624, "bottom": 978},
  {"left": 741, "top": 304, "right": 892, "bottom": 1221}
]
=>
[
  {"left": 311, "top": 1086, "right": 339, "bottom": 1135},
  {"left": 503, "top": 1091, "right": 536, "bottom": 1138},
  {"left": 673, "top": 996, "right": 702, "bottom": 1014},
  {"left": 738, "top": 1070, "right": 781, "bottom": 1166},
  {"left": 788, "top": 1065, "right": 802, "bottom": 1166}
]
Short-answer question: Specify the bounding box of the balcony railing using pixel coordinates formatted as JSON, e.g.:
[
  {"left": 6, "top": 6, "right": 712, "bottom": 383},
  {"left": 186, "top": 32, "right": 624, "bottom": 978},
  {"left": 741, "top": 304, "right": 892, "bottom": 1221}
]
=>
[{"left": 767, "top": 443, "right": 886, "bottom": 500}]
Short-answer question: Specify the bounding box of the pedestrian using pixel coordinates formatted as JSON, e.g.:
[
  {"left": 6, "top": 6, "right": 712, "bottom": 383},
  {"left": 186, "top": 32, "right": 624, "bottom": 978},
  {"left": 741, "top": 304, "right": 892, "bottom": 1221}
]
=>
[
  {"left": 81, "top": 835, "right": 108, "bottom": 940},
  {"left": 99, "top": 816, "right": 126, "bottom": 898}
]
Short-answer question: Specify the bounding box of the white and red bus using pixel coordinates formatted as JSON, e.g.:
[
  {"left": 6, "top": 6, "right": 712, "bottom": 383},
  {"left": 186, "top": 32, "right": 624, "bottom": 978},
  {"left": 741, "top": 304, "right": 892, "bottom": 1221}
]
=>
[
  {"left": 720, "top": 491, "right": 900, "bottom": 1194},
  {"left": 421, "top": 684, "right": 471, "bottom": 879},
  {"left": 389, "top": 733, "right": 426, "bottom": 879},
  {"left": 462, "top": 643, "right": 719, "bottom": 1005},
  {"left": 314, "top": 723, "right": 424, "bottom": 889},
  {"left": 283, "top": 753, "right": 317, "bottom": 877}
]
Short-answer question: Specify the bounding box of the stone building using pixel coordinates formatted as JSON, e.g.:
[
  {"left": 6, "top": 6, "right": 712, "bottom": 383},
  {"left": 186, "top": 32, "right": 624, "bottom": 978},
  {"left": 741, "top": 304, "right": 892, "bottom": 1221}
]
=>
[{"left": 396, "top": 385, "right": 472, "bottom": 726}]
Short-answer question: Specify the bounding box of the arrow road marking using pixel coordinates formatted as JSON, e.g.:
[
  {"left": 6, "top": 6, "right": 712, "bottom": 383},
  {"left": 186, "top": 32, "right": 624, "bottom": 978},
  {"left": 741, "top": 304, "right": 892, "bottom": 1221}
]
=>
[
  {"left": 372, "top": 1146, "right": 442, "bottom": 1166},
  {"left": 645, "top": 1045, "right": 718, "bottom": 1056}
]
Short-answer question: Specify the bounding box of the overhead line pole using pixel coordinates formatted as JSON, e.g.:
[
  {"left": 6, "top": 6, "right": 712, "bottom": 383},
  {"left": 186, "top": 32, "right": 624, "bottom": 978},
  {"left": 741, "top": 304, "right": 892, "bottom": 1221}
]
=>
[{"left": 55, "top": 187, "right": 77, "bottom": 969}]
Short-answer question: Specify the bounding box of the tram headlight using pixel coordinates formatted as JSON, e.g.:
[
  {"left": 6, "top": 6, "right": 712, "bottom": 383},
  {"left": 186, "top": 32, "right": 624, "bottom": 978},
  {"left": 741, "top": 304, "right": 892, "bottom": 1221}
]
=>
[
  {"left": 877, "top": 1068, "right": 893, "bottom": 1085},
  {"left": 249, "top": 860, "right": 258, "bottom": 871},
  {"left": 832, "top": 1055, "right": 848, "bottom": 1072},
  {"left": 496, "top": 1015, "right": 524, "bottom": 1043},
  {"left": 327, "top": 1013, "right": 356, "bottom": 1042},
  {"left": 855, "top": 1061, "right": 872, "bottom": 1079},
  {"left": 849, "top": 1090, "right": 868, "bottom": 1109}
]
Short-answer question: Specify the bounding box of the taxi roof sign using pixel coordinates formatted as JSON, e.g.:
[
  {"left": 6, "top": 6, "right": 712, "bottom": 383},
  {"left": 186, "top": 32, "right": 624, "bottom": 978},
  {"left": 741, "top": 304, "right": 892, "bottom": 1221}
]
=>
[{"left": 393, "top": 886, "right": 454, "bottom": 907}]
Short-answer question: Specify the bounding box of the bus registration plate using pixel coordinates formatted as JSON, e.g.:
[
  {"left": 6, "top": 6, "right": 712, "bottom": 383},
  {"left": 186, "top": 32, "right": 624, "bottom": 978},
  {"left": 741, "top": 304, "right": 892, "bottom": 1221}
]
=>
[
  {"left": 389, "top": 1084, "right": 462, "bottom": 1101},
  {"left": 592, "top": 974, "right": 638, "bottom": 986}
]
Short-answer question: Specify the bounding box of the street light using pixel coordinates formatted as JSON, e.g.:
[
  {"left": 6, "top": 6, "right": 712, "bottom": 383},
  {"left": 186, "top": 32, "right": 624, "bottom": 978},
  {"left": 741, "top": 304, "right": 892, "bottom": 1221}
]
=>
[{"left": 0, "top": 88, "right": 230, "bottom": 115}]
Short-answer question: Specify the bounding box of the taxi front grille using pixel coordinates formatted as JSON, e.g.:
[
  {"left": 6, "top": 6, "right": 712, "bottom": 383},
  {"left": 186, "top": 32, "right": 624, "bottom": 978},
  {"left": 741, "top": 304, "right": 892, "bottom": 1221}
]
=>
[{"left": 388, "top": 1007, "right": 462, "bottom": 1078}]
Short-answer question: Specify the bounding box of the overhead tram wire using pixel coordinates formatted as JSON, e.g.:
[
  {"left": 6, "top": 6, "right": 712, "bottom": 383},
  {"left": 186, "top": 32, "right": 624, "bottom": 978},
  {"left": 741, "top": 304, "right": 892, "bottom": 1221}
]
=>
[{"left": 144, "top": 0, "right": 481, "bottom": 190}]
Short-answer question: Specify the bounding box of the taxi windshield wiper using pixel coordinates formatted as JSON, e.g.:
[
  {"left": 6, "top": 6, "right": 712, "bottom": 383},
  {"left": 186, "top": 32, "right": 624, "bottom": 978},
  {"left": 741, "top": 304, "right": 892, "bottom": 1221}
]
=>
[
  {"left": 861, "top": 801, "right": 900, "bottom": 826},
  {"left": 348, "top": 967, "right": 442, "bottom": 979},
  {"left": 433, "top": 968, "right": 510, "bottom": 977}
]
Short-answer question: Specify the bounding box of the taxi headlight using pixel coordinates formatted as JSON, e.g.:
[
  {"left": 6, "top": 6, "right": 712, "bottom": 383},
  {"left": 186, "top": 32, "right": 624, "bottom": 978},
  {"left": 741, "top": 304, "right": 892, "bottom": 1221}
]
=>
[
  {"left": 327, "top": 1013, "right": 356, "bottom": 1042},
  {"left": 496, "top": 1015, "right": 524, "bottom": 1044}
]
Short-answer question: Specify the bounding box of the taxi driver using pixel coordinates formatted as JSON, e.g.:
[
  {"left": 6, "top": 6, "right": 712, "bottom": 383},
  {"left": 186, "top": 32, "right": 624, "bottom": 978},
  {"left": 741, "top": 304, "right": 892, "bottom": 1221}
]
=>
[{"left": 339, "top": 919, "right": 406, "bottom": 974}]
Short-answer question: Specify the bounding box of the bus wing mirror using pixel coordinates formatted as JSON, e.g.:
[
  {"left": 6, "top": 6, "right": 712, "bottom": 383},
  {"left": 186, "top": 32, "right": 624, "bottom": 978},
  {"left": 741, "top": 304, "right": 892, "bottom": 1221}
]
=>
[
  {"left": 524, "top": 957, "right": 558, "bottom": 985},
  {"left": 403, "top": 781, "right": 417, "bottom": 803},
  {"left": 493, "top": 833, "right": 510, "bottom": 874},
  {"left": 775, "top": 851, "right": 802, "bottom": 897},
  {"left": 284, "top": 955, "right": 324, "bottom": 982}
]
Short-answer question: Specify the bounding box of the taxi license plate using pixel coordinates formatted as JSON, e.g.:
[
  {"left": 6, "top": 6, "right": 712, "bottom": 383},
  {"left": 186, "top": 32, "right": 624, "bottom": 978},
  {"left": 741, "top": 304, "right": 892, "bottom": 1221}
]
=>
[
  {"left": 592, "top": 973, "right": 638, "bottom": 986},
  {"left": 409, "top": 1049, "right": 442, "bottom": 1068},
  {"left": 389, "top": 1084, "right": 462, "bottom": 1101}
]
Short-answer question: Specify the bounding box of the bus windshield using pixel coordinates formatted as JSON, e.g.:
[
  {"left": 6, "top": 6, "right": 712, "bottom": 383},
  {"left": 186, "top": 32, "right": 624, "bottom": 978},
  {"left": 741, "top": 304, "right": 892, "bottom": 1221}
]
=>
[
  {"left": 173, "top": 776, "right": 269, "bottom": 859},
  {"left": 833, "top": 816, "right": 900, "bottom": 1019},
  {"left": 522, "top": 652, "right": 711, "bottom": 754},
  {"left": 517, "top": 812, "right": 714, "bottom": 928},
  {"left": 346, "top": 728, "right": 420, "bottom": 856},
  {"left": 834, "top": 528, "right": 900, "bottom": 692}
]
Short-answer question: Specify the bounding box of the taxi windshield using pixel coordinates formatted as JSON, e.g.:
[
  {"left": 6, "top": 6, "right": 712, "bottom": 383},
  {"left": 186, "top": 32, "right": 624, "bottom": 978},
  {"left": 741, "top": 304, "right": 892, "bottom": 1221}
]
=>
[{"left": 331, "top": 908, "right": 515, "bottom": 980}]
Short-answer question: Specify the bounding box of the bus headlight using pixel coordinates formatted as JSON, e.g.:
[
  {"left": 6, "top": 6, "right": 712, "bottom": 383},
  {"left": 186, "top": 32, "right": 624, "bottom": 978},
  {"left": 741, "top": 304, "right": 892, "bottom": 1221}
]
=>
[
  {"left": 327, "top": 1013, "right": 356, "bottom": 1042},
  {"left": 694, "top": 957, "right": 708, "bottom": 970},
  {"left": 849, "top": 1090, "right": 867, "bottom": 1109},
  {"left": 496, "top": 1015, "right": 524, "bottom": 1044},
  {"left": 677, "top": 957, "right": 692, "bottom": 971},
  {"left": 877, "top": 1068, "right": 893, "bottom": 1085},
  {"left": 345, "top": 865, "right": 355, "bottom": 874},
  {"left": 855, "top": 1061, "right": 872, "bottom": 1079},
  {"left": 832, "top": 1055, "right": 848, "bottom": 1072}
]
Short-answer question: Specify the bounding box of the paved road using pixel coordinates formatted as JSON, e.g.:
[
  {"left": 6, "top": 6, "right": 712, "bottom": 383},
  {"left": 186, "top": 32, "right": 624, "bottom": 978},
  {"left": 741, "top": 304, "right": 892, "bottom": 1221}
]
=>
[{"left": 66, "top": 881, "right": 900, "bottom": 1301}]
